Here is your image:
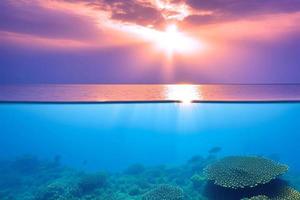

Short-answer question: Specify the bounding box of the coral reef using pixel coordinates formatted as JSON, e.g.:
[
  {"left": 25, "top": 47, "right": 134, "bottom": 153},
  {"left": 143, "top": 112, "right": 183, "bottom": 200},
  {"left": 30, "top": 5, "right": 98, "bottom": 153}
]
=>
[
  {"left": 34, "top": 181, "right": 74, "bottom": 200},
  {"left": 241, "top": 187, "right": 300, "bottom": 199},
  {"left": 241, "top": 195, "right": 269, "bottom": 200},
  {"left": 0, "top": 154, "right": 299, "bottom": 200},
  {"left": 203, "top": 156, "right": 288, "bottom": 189},
  {"left": 142, "top": 184, "right": 184, "bottom": 200},
  {"left": 190, "top": 174, "right": 206, "bottom": 189},
  {"left": 203, "top": 156, "right": 300, "bottom": 200},
  {"left": 273, "top": 186, "right": 300, "bottom": 199},
  {"left": 124, "top": 164, "right": 145, "bottom": 175},
  {"left": 77, "top": 173, "right": 107, "bottom": 194}
]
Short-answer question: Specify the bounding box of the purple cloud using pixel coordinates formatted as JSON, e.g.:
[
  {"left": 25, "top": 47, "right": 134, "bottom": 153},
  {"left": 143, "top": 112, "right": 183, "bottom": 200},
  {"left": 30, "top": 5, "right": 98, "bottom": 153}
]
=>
[
  {"left": 104, "top": 0, "right": 164, "bottom": 27},
  {"left": 0, "top": 0, "right": 100, "bottom": 40},
  {"left": 65, "top": 0, "right": 165, "bottom": 27},
  {"left": 185, "top": 0, "right": 300, "bottom": 24}
]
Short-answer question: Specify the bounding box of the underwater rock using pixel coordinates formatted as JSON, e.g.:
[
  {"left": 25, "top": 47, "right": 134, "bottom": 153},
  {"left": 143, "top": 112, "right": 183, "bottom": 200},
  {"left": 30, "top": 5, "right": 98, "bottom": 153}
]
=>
[
  {"left": 77, "top": 173, "right": 107, "bottom": 194},
  {"left": 0, "top": 172, "right": 22, "bottom": 189},
  {"left": 51, "top": 155, "right": 61, "bottom": 168},
  {"left": 187, "top": 155, "right": 217, "bottom": 175},
  {"left": 0, "top": 190, "right": 10, "bottom": 199},
  {"left": 142, "top": 184, "right": 184, "bottom": 200},
  {"left": 11, "top": 155, "right": 41, "bottom": 174},
  {"left": 128, "top": 185, "right": 141, "bottom": 196},
  {"left": 203, "top": 156, "right": 288, "bottom": 189},
  {"left": 125, "top": 164, "right": 145, "bottom": 175},
  {"left": 144, "top": 166, "right": 166, "bottom": 184},
  {"left": 137, "top": 179, "right": 151, "bottom": 190},
  {"left": 187, "top": 155, "right": 205, "bottom": 164},
  {"left": 209, "top": 147, "right": 222, "bottom": 154},
  {"left": 97, "top": 193, "right": 120, "bottom": 200},
  {"left": 191, "top": 174, "right": 206, "bottom": 189}
]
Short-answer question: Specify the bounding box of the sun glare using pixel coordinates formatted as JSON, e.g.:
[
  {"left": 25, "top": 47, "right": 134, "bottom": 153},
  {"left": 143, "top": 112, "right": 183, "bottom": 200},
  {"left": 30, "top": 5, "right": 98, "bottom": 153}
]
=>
[
  {"left": 118, "top": 23, "right": 202, "bottom": 56},
  {"left": 165, "top": 85, "right": 201, "bottom": 104},
  {"left": 156, "top": 25, "right": 199, "bottom": 55}
]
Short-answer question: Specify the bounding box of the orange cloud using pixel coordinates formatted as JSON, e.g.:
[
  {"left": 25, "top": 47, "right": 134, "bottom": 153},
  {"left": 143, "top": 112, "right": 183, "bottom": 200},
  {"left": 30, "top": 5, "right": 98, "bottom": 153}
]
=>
[{"left": 1, "top": 0, "right": 300, "bottom": 53}]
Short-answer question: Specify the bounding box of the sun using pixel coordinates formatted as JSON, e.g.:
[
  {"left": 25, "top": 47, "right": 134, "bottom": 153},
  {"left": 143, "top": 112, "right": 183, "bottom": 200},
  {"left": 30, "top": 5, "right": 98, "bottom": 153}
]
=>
[
  {"left": 156, "top": 24, "right": 199, "bottom": 55},
  {"left": 115, "top": 23, "right": 202, "bottom": 56}
]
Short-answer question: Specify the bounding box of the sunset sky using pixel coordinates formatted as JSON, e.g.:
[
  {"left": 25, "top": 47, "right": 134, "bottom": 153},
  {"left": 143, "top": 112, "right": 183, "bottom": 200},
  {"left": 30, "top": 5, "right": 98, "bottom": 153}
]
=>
[{"left": 1, "top": 0, "right": 300, "bottom": 84}]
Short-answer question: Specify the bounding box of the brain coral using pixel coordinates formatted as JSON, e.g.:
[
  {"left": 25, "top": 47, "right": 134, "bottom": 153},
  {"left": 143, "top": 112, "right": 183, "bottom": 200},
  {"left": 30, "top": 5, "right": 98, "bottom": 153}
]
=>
[
  {"left": 142, "top": 184, "right": 184, "bottom": 200},
  {"left": 203, "top": 156, "right": 288, "bottom": 189}
]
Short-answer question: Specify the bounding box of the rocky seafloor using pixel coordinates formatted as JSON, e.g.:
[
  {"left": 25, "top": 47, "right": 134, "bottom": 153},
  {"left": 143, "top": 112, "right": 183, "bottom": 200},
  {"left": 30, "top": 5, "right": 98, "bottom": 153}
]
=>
[{"left": 0, "top": 152, "right": 300, "bottom": 200}]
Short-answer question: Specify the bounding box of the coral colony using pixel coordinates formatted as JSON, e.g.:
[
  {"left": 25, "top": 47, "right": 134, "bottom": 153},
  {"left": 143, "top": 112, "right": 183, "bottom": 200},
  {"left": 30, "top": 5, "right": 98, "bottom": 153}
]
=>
[{"left": 0, "top": 152, "right": 300, "bottom": 200}]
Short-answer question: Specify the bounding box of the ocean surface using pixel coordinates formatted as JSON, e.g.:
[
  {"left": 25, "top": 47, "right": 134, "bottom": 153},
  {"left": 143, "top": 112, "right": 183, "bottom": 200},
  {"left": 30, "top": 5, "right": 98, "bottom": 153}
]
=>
[
  {"left": 1, "top": 84, "right": 300, "bottom": 102},
  {"left": 0, "top": 84, "right": 300, "bottom": 200}
]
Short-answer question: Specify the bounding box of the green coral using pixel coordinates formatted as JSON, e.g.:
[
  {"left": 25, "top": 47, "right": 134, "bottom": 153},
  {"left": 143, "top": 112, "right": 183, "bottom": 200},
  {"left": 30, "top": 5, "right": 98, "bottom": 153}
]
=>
[
  {"left": 142, "top": 184, "right": 184, "bottom": 200},
  {"left": 203, "top": 156, "right": 288, "bottom": 189}
]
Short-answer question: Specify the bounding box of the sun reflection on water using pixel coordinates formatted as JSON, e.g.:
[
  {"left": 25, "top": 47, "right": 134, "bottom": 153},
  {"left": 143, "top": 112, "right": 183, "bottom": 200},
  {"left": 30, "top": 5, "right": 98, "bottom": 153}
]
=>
[{"left": 164, "top": 85, "right": 201, "bottom": 104}]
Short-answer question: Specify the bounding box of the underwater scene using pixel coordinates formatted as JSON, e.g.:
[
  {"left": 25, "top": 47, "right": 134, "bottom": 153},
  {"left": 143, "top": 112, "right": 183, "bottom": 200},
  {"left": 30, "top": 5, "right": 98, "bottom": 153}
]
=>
[
  {"left": 2, "top": 0, "right": 300, "bottom": 199},
  {"left": 0, "top": 102, "right": 300, "bottom": 200}
]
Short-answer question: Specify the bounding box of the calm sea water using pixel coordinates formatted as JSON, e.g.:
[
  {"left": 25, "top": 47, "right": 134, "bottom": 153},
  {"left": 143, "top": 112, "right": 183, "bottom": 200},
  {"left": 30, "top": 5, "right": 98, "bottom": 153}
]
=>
[
  {"left": 0, "top": 102, "right": 300, "bottom": 172},
  {"left": 1, "top": 84, "right": 300, "bottom": 199},
  {"left": 1, "top": 84, "right": 300, "bottom": 102}
]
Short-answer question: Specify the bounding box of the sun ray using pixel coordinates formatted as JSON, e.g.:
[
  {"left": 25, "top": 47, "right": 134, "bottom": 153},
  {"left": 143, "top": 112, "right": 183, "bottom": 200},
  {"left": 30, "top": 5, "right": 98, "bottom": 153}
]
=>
[{"left": 117, "top": 23, "right": 203, "bottom": 56}]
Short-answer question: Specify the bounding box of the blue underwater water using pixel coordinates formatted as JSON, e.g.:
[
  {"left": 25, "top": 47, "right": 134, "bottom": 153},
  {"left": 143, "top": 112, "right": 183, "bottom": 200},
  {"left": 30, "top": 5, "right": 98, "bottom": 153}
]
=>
[{"left": 0, "top": 102, "right": 300, "bottom": 199}]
